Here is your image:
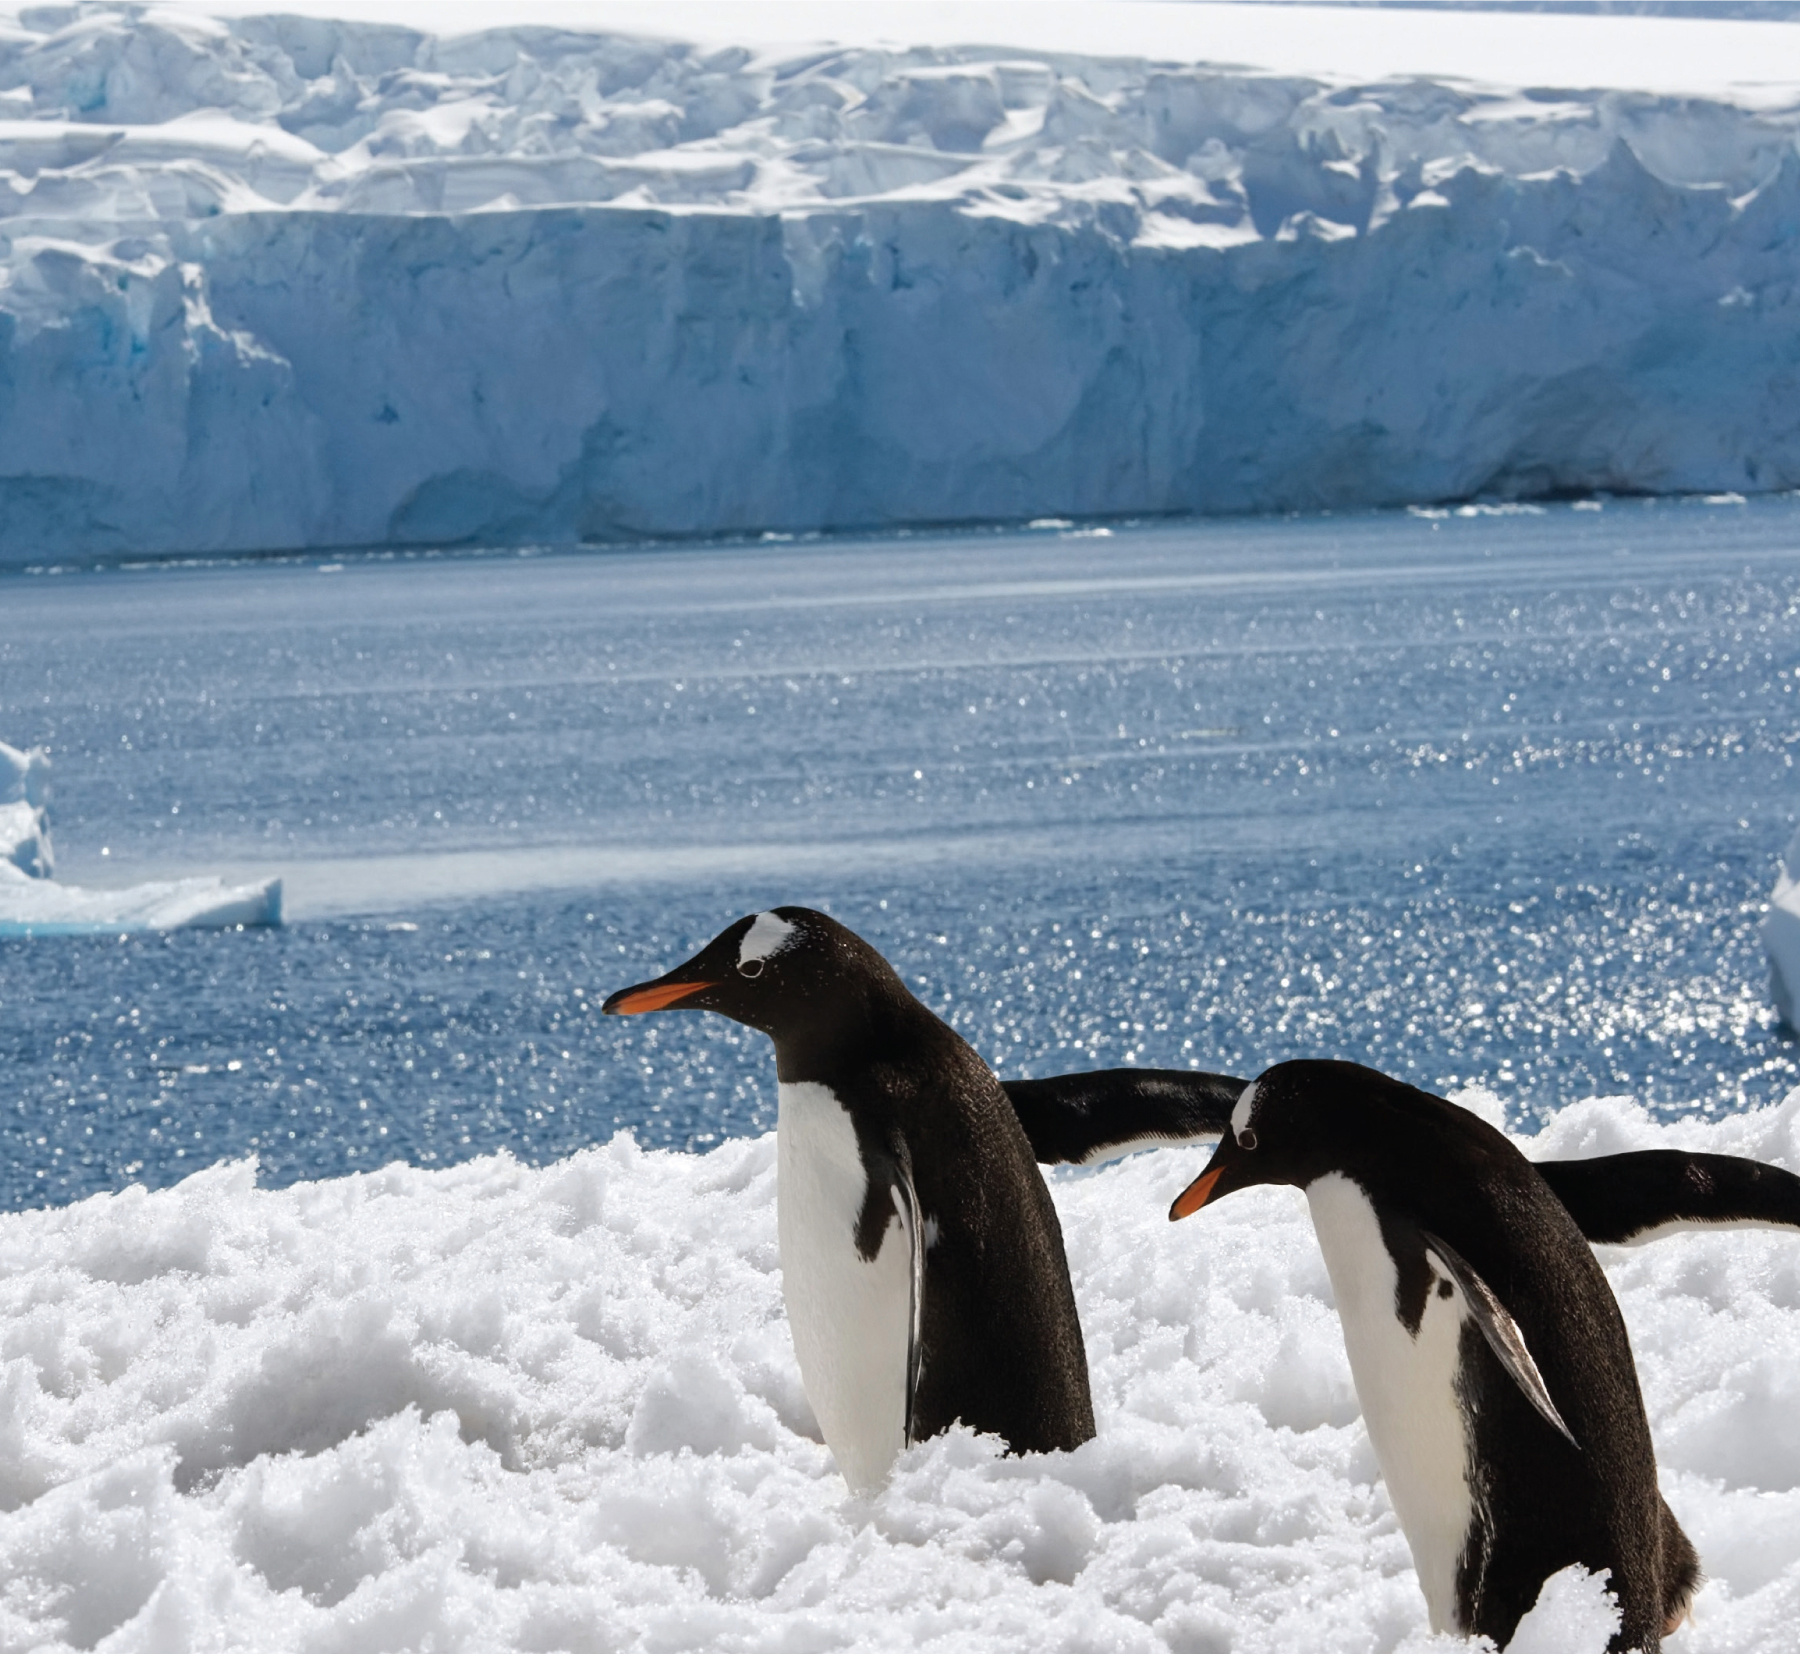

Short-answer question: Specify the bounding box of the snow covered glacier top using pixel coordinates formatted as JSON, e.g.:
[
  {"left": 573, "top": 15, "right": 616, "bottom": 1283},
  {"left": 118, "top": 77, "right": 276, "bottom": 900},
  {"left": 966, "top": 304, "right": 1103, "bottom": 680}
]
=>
[
  {"left": 6, "top": 3, "right": 1800, "bottom": 231},
  {"left": 4, "top": 2, "right": 1800, "bottom": 556}
]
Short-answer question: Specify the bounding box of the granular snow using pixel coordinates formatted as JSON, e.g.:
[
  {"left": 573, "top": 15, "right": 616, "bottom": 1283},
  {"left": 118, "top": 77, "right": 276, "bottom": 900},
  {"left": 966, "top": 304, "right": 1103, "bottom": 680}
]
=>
[{"left": 3, "top": 1088, "right": 1799, "bottom": 1651}]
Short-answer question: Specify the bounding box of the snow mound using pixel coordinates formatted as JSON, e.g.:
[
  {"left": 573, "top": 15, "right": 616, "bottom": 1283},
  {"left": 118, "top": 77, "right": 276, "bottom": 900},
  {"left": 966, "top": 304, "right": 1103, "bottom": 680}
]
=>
[
  {"left": 2, "top": 1093, "right": 1798, "bottom": 1651},
  {"left": 1502, "top": 1566, "right": 1622, "bottom": 1654},
  {"left": 5, "top": 8, "right": 1800, "bottom": 555}
]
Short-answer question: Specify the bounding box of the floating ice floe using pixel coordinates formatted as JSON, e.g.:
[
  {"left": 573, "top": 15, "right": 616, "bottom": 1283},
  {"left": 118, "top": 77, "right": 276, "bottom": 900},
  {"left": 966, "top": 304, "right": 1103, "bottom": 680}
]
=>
[
  {"left": 0, "top": 863, "right": 282, "bottom": 937},
  {"left": 1764, "top": 823, "right": 1800, "bottom": 1028},
  {"left": 1, "top": 1089, "right": 1796, "bottom": 1651},
  {"left": 0, "top": 741, "right": 278, "bottom": 936},
  {"left": 0, "top": 738, "right": 52, "bottom": 877}
]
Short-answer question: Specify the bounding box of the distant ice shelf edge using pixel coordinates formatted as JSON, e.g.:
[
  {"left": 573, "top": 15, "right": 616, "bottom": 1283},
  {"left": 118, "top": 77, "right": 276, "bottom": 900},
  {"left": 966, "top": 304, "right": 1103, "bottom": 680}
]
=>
[
  {"left": 3, "top": 10, "right": 1800, "bottom": 559},
  {"left": 0, "top": 740, "right": 280, "bottom": 936}
]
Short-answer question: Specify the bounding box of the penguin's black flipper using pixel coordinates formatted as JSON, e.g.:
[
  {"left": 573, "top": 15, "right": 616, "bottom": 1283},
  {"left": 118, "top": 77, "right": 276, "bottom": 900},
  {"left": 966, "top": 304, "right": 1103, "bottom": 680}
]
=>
[
  {"left": 1422, "top": 1229, "right": 1579, "bottom": 1449},
  {"left": 1002, "top": 1068, "right": 1247, "bottom": 1166},
  {"left": 888, "top": 1177, "right": 925, "bottom": 1446},
  {"left": 1536, "top": 1150, "right": 1800, "bottom": 1246}
]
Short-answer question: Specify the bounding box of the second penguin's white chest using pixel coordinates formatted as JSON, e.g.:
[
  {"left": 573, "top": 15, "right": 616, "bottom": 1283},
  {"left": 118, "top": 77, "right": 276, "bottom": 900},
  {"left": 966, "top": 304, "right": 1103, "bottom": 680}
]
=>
[
  {"left": 1307, "top": 1172, "right": 1476, "bottom": 1634},
  {"left": 777, "top": 1080, "right": 914, "bottom": 1493}
]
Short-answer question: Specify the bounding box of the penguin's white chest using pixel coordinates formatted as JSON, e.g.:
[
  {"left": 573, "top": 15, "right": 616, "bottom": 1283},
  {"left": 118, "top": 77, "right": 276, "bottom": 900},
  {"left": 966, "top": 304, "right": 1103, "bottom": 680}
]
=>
[
  {"left": 776, "top": 1080, "right": 913, "bottom": 1493},
  {"left": 1307, "top": 1173, "right": 1475, "bottom": 1634}
]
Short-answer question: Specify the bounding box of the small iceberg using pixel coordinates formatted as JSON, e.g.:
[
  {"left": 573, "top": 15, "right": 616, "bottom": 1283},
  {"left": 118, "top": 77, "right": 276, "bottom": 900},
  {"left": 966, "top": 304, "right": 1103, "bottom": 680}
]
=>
[
  {"left": 1, "top": 740, "right": 52, "bottom": 878},
  {"left": 0, "top": 742, "right": 279, "bottom": 938},
  {"left": 1765, "top": 823, "right": 1800, "bottom": 1028}
]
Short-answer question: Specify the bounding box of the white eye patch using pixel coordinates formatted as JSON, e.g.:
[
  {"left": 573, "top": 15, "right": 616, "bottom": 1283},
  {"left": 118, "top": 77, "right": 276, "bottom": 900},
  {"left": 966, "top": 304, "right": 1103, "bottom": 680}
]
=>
[
  {"left": 739, "top": 911, "right": 798, "bottom": 970},
  {"left": 1231, "top": 1080, "right": 1259, "bottom": 1146}
]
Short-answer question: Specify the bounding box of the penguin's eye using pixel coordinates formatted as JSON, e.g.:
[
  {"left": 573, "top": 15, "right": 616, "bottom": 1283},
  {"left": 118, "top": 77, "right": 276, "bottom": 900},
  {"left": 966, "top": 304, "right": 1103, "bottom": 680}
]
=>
[
  {"left": 1237, "top": 1128, "right": 1258, "bottom": 1150},
  {"left": 738, "top": 957, "right": 765, "bottom": 979}
]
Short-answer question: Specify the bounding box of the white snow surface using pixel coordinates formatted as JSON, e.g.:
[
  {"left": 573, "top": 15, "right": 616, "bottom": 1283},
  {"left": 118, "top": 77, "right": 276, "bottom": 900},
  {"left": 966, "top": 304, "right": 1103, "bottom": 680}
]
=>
[
  {"left": 3, "top": 1088, "right": 1799, "bottom": 1652},
  {"left": 6, "top": 5, "right": 1800, "bottom": 556}
]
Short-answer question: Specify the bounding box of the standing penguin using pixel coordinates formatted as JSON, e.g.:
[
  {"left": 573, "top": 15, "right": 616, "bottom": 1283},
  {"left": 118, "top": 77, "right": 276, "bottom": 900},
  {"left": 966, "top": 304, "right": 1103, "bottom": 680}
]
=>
[
  {"left": 602, "top": 907, "right": 1095, "bottom": 1491},
  {"left": 1168, "top": 1059, "right": 1698, "bottom": 1651}
]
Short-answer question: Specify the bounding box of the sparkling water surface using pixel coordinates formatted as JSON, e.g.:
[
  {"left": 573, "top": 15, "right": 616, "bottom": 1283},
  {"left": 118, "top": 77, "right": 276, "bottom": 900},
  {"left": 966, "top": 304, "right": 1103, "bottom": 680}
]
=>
[{"left": 2, "top": 499, "right": 1798, "bottom": 1209}]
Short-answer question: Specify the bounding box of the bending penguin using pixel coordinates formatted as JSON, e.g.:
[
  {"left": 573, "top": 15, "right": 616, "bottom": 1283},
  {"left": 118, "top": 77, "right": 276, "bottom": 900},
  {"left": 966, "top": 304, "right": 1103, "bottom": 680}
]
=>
[
  {"left": 1168, "top": 1059, "right": 1698, "bottom": 1651},
  {"left": 1004, "top": 1065, "right": 1800, "bottom": 1243},
  {"left": 602, "top": 908, "right": 1095, "bottom": 1492}
]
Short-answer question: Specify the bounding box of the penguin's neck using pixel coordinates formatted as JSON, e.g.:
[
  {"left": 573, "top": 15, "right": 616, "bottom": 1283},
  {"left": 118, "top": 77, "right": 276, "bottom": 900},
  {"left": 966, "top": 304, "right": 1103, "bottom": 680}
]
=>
[{"left": 771, "top": 989, "right": 927, "bottom": 1089}]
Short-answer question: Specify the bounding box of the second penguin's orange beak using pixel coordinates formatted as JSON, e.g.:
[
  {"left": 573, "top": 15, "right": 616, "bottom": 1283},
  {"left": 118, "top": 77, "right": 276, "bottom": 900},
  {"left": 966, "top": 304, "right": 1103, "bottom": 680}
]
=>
[
  {"left": 1169, "top": 1166, "right": 1224, "bottom": 1221},
  {"left": 602, "top": 979, "right": 717, "bottom": 1015}
]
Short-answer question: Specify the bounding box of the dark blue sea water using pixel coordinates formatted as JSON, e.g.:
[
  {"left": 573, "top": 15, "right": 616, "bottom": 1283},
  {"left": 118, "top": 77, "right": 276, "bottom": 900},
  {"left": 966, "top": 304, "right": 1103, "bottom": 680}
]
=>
[{"left": 2, "top": 498, "right": 1798, "bottom": 1209}]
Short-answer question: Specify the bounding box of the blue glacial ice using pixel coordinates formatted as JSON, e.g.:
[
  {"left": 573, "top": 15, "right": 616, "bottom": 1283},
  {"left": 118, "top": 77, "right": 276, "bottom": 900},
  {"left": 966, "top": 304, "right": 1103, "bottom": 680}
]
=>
[
  {"left": 5, "top": 7, "right": 1800, "bottom": 557},
  {"left": 0, "top": 739, "right": 279, "bottom": 934}
]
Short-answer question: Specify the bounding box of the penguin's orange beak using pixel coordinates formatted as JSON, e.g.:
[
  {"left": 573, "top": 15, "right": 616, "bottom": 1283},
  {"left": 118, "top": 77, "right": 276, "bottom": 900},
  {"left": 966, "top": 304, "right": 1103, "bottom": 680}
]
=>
[
  {"left": 602, "top": 978, "right": 716, "bottom": 1015},
  {"left": 1169, "top": 1131, "right": 1257, "bottom": 1222},
  {"left": 1169, "top": 1166, "right": 1223, "bottom": 1220}
]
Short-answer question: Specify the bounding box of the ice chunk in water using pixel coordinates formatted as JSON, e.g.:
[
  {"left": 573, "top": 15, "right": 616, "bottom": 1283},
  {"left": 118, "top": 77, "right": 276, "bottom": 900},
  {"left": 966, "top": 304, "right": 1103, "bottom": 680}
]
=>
[
  {"left": 1763, "top": 823, "right": 1800, "bottom": 1028},
  {"left": 0, "top": 738, "right": 276, "bottom": 934},
  {"left": 0, "top": 740, "right": 52, "bottom": 877},
  {"left": 0, "top": 865, "right": 281, "bottom": 936}
]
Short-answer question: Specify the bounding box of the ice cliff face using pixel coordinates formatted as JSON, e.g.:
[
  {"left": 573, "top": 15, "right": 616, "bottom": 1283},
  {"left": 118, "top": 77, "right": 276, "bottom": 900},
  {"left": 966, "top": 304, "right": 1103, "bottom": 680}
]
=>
[{"left": 4, "top": 7, "right": 1800, "bottom": 557}]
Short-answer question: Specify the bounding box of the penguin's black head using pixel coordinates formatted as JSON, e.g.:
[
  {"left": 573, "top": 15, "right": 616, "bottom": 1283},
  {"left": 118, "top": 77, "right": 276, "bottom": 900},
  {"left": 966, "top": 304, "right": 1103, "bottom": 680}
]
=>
[
  {"left": 601, "top": 907, "right": 903, "bottom": 1048},
  {"left": 1167, "top": 1059, "right": 1417, "bottom": 1221}
]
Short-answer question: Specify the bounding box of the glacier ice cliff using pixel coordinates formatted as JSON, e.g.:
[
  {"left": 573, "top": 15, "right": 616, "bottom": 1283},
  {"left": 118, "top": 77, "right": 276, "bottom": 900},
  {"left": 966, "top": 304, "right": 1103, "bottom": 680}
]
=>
[{"left": 4, "top": 7, "right": 1800, "bottom": 557}]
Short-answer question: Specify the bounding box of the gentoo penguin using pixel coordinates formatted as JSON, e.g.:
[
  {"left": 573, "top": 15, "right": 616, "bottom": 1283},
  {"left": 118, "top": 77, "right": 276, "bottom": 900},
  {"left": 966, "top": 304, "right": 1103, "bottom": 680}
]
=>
[
  {"left": 1006, "top": 1065, "right": 1800, "bottom": 1242},
  {"left": 602, "top": 907, "right": 1095, "bottom": 1491},
  {"left": 1168, "top": 1059, "right": 1699, "bottom": 1650}
]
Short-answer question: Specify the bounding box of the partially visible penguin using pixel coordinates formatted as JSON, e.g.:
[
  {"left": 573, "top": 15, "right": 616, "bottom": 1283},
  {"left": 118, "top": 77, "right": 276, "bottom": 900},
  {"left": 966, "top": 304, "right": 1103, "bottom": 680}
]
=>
[
  {"left": 1007, "top": 1064, "right": 1800, "bottom": 1242},
  {"left": 602, "top": 907, "right": 1095, "bottom": 1491},
  {"left": 1167, "top": 1059, "right": 1699, "bottom": 1651}
]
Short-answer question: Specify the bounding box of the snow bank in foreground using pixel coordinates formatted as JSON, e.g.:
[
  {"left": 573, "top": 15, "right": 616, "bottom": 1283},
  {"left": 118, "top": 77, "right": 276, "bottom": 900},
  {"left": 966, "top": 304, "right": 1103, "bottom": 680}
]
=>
[
  {"left": 2, "top": 1092, "right": 1797, "bottom": 1652},
  {"left": 6, "top": 9, "right": 1800, "bottom": 556}
]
